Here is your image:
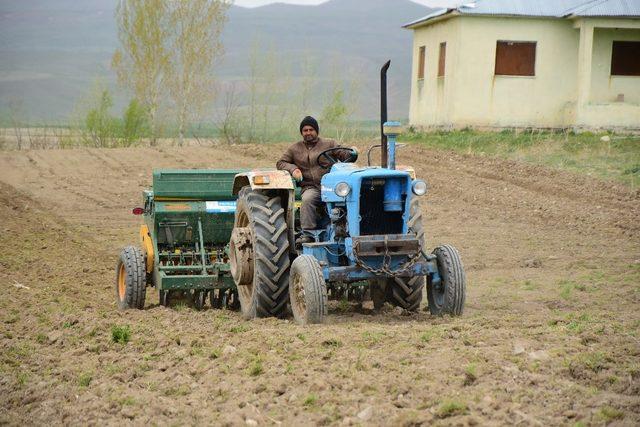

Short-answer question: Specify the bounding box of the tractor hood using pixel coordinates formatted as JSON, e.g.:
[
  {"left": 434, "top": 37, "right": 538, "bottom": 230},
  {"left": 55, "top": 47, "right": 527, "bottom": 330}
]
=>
[{"left": 321, "top": 163, "right": 412, "bottom": 202}]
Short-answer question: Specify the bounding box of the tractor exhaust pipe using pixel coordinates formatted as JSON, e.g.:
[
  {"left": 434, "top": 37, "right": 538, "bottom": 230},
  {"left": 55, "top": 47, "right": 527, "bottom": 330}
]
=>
[{"left": 380, "top": 60, "right": 390, "bottom": 168}]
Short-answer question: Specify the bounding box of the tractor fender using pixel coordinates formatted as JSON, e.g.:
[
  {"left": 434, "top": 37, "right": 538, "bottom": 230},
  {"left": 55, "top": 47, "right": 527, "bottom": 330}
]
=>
[
  {"left": 139, "top": 224, "right": 154, "bottom": 274},
  {"left": 232, "top": 170, "right": 295, "bottom": 195}
]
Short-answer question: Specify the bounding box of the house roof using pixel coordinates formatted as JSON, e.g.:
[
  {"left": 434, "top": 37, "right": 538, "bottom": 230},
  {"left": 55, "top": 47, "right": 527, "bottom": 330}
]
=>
[{"left": 403, "top": 0, "right": 640, "bottom": 28}]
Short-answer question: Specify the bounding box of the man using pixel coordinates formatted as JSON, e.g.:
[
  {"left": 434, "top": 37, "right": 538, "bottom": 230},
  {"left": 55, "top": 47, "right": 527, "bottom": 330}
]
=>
[{"left": 276, "top": 116, "right": 353, "bottom": 240}]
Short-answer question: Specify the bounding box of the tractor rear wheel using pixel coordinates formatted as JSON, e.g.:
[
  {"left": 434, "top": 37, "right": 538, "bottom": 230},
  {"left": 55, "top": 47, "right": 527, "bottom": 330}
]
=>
[
  {"left": 289, "top": 255, "right": 327, "bottom": 324},
  {"left": 428, "top": 245, "right": 466, "bottom": 316},
  {"left": 385, "top": 197, "right": 425, "bottom": 312},
  {"left": 115, "top": 246, "right": 146, "bottom": 310},
  {"left": 231, "top": 187, "right": 291, "bottom": 319}
]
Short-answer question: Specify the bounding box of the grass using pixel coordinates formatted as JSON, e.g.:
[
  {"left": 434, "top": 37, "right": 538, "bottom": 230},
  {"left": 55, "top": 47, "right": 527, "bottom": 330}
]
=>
[
  {"left": 436, "top": 400, "right": 468, "bottom": 418},
  {"left": 303, "top": 394, "right": 318, "bottom": 407},
  {"left": 321, "top": 339, "right": 342, "bottom": 348},
  {"left": 78, "top": 372, "right": 92, "bottom": 387},
  {"left": 248, "top": 357, "right": 263, "bottom": 376},
  {"left": 401, "top": 129, "right": 640, "bottom": 187},
  {"left": 463, "top": 363, "right": 477, "bottom": 386},
  {"left": 420, "top": 330, "right": 436, "bottom": 343},
  {"left": 111, "top": 325, "right": 131, "bottom": 344},
  {"left": 596, "top": 406, "right": 624, "bottom": 422},
  {"left": 230, "top": 325, "right": 250, "bottom": 333}
]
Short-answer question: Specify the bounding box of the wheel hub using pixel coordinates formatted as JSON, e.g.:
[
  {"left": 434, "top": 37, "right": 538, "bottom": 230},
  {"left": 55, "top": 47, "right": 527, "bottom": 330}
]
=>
[
  {"left": 229, "top": 227, "right": 253, "bottom": 287},
  {"left": 117, "top": 264, "right": 126, "bottom": 300}
]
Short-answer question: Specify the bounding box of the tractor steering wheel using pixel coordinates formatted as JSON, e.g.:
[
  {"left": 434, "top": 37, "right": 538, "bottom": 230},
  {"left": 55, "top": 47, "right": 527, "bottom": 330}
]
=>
[{"left": 317, "top": 147, "right": 358, "bottom": 169}]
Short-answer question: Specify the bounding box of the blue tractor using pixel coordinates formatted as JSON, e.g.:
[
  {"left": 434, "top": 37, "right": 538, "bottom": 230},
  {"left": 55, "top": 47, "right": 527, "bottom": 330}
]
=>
[{"left": 228, "top": 62, "right": 466, "bottom": 324}]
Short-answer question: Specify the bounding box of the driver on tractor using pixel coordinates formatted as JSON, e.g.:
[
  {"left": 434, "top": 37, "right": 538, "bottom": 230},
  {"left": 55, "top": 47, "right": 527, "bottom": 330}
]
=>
[{"left": 276, "top": 116, "right": 355, "bottom": 244}]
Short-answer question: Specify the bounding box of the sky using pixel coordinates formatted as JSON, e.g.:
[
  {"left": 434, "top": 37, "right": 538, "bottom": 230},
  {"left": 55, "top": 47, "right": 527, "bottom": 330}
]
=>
[{"left": 234, "top": 0, "right": 462, "bottom": 7}]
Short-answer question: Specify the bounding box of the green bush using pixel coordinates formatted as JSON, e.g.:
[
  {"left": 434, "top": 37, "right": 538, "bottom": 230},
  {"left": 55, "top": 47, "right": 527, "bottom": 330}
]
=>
[
  {"left": 84, "top": 90, "right": 118, "bottom": 147},
  {"left": 121, "top": 99, "right": 150, "bottom": 146}
]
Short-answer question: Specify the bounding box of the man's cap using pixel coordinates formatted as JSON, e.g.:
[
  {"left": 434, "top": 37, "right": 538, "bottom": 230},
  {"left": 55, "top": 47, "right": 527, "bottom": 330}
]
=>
[{"left": 300, "top": 116, "right": 319, "bottom": 134}]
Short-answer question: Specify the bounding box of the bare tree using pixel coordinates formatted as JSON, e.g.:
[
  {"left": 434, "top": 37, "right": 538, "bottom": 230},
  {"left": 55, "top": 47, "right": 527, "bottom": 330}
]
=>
[
  {"left": 215, "top": 82, "right": 244, "bottom": 144},
  {"left": 167, "top": 0, "right": 230, "bottom": 145},
  {"left": 8, "top": 98, "right": 26, "bottom": 150}
]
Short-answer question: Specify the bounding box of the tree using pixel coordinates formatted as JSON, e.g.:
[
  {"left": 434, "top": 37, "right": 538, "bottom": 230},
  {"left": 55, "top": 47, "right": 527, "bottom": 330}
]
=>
[
  {"left": 112, "top": 0, "right": 170, "bottom": 143},
  {"left": 122, "top": 99, "right": 150, "bottom": 146},
  {"left": 167, "top": 0, "right": 230, "bottom": 145},
  {"left": 84, "top": 89, "right": 117, "bottom": 147}
]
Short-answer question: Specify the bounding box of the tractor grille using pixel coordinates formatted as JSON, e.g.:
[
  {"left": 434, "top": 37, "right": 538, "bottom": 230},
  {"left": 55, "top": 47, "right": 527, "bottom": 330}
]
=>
[{"left": 359, "top": 178, "right": 405, "bottom": 235}]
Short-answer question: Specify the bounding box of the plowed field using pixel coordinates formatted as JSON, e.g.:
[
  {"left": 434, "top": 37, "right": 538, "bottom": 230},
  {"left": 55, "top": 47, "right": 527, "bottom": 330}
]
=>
[{"left": 1, "top": 143, "right": 639, "bottom": 425}]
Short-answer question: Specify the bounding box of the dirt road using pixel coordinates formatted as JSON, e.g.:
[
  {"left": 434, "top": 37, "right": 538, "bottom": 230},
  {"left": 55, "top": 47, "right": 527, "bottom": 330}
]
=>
[{"left": 1, "top": 143, "right": 638, "bottom": 425}]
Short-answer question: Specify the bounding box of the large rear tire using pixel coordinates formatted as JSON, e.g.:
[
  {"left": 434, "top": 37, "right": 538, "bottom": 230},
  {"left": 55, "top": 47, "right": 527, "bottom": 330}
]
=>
[
  {"left": 231, "top": 187, "right": 291, "bottom": 319},
  {"left": 115, "top": 246, "right": 146, "bottom": 310},
  {"left": 385, "top": 197, "right": 425, "bottom": 312},
  {"left": 428, "top": 244, "right": 466, "bottom": 316},
  {"left": 289, "top": 255, "right": 327, "bottom": 324}
]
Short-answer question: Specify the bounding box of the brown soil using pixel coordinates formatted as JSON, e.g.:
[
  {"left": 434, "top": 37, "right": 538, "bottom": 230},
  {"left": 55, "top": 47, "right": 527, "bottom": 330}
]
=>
[{"left": 1, "top": 144, "right": 639, "bottom": 426}]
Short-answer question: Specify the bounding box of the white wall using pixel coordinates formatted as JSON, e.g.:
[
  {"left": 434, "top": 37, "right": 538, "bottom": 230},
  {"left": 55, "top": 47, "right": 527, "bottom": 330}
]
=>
[{"left": 408, "top": 15, "right": 640, "bottom": 129}]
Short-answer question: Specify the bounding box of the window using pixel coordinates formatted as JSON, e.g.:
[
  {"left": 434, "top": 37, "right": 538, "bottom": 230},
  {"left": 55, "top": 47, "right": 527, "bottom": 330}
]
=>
[
  {"left": 418, "top": 46, "right": 425, "bottom": 79},
  {"left": 438, "top": 42, "right": 446, "bottom": 77},
  {"left": 611, "top": 41, "right": 640, "bottom": 76},
  {"left": 495, "top": 41, "right": 536, "bottom": 76}
]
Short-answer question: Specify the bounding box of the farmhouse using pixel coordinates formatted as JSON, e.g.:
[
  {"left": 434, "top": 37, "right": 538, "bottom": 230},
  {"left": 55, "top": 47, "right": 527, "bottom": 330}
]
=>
[{"left": 404, "top": 0, "right": 640, "bottom": 130}]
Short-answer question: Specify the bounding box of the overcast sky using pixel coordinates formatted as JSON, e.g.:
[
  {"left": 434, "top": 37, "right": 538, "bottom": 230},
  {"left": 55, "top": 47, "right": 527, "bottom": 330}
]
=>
[{"left": 234, "top": 0, "right": 462, "bottom": 8}]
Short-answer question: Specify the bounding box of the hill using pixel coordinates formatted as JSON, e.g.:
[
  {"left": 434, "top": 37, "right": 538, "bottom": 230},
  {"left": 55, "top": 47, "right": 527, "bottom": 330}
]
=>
[{"left": 0, "top": 0, "right": 432, "bottom": 121}]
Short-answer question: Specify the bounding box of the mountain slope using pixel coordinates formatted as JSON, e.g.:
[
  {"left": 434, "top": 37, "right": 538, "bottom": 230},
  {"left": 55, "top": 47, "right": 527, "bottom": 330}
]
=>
[{"left": 0, "top": 0, "right": 432, "bottom": 121}]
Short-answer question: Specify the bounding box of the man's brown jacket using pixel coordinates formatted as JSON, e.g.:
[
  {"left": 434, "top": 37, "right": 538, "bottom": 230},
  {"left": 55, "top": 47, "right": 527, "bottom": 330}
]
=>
[{"left": 276, "top": 137, "right": 350, "bottom": 189}]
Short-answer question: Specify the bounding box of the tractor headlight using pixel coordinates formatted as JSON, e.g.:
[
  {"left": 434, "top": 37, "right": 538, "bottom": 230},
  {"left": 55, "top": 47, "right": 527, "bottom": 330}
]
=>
[
  {"left": 335, "top": 182, "right": 351, "bottom": 197},
  {"left": 412, "top": 180, "right": 428, "bottom": 196}
]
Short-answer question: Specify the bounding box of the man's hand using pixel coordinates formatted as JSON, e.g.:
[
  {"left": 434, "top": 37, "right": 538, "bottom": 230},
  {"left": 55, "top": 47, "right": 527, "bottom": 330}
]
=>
[{"left": 292, "top": 169, "right": 303, "bottom": 181}]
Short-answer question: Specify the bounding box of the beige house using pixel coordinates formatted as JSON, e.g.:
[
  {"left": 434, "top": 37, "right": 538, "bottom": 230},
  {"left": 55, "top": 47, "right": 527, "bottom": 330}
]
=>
[{"left": 404, "top": 0, "right": 640, "bottom": 130}]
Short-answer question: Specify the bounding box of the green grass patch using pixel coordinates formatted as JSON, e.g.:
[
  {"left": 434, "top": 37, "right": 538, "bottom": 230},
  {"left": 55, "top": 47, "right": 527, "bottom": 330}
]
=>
[
  {"left": 402, "top": 129, "right": 640, "bottom": 187},
  {"left": 596, "top": 406, "right": 624, "bottom": 422},
  {"left": 230, "top": 325, "right": 250, "bottom": 333},
  {"left": 78, "top": 372, "right": 92, "bottom": 387},
  {"left": 16, "top": 371, "right": 28, "bottom": 386},
  {"left": 164, "top": 385, "right": 190, "bottom": 396},
  {"left": 322, "top": 338, "right": 342, "bottom": 348},
  {"left": 303, "top": 394, "right": 318, "bottom": 407},
  {"left": 361, "top": 330, "right": 386, "bottom": 345},
  {"left": 111, "top": 325, "right": 131, "bottom": 344},
  {"left": 436, "top": 400, "right": 468, "bottom": 418},
  {"left": 248, "top": 357, "right": 263, "bottom": 376},
  {"left": 463, "top": 363, "right": 477, "bottom": 386},
  {"left": 420, "top": 330, "right": 436, "bottom": 343}
]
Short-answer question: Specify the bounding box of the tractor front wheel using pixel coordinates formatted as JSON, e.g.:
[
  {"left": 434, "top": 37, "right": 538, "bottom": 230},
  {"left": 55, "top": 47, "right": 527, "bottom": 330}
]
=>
[
  {"left": 289, "top": 255, "right": 327, "bottom": 324},
  {"left": 115, "top": 246, "right": 146, "bottom": 310},
  {"left": 428, "top": 245, "right": 466, "bottom": 316}
]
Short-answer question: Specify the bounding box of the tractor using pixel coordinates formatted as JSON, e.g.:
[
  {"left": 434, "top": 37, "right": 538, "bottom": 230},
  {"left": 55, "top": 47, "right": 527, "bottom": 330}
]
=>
[{"left": 115, "top": 61, "right": 466, "bottom": 323}]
